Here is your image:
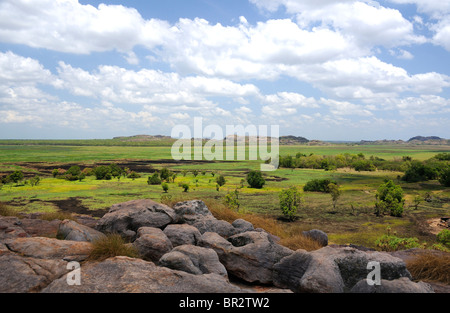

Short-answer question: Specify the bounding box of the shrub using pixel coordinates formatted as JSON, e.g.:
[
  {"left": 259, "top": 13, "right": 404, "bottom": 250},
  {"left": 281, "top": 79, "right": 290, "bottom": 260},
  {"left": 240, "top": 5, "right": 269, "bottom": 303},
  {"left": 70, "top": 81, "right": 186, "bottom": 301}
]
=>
[
  {"left": 376, "top": 235, "right": 422, "bottom": 252},
  {"left": 161, "top": 182, "right": 169, "bottom": 193},
  {"left": 7, "top": 170, "right": 24, "bottom": 184},
  {"left": 181, "top": 183, "right": 190, "bottom": 192},
  {"left": 246, "top": 170, "right": 265, "bottom": 189},
  {"left": 160, "top": 168, "right": 171, "bottom": 181},
  {"left": 127, "top": 171, "right": 141, "bottom": 180},
  {"left": 402, "top": 161, "right": 437, "bottom": 182},
  {"left": 303, "top": 179, "right": 336, "bottom": 193},
  {"left": 88, "top": 234, "right": 139, "bottom": 261},
  {"left": 65, "top": 166, "right": 81, "bottom": 181},
  {"left": 375, "top": 180, "right": 405, "bottom": 217},
  {"left": 224, "top": 189, "right": 240, "bottom": 211},
  {"left": 147, "top": 173, "right": 162, "bottom": 185},
  {"left": 438, "top": 166, "right": 450, "bottom": 187},
  {"left": 436, "top": 229, "right": 450, "bottom": 246},
  {"left": 216, "top": 175, "right": 226, "bottom": 188},
  {"left": 279, "top": 187, "right": 302, "bottom": 221},
  {"left": 352, "top": 159, "right": 376, "bottom": 172},
  {"left": 93, "top": 165, "right": 111, "bottom": 180}
]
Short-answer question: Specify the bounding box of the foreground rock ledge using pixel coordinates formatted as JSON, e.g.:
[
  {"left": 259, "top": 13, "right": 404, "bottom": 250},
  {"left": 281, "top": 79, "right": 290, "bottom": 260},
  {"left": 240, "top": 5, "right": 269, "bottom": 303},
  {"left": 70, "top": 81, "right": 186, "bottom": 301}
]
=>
[
  {"left": 42, "top": 256, "right": 242, "bottom": 293},
  {"left": 0, "top": 199, "right": 442, "bottom": 293}
]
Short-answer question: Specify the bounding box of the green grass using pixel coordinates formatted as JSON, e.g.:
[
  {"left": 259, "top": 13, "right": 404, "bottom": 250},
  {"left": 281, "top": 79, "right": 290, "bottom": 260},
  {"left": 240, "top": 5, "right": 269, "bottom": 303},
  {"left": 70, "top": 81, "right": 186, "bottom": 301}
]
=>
[{"left": 1, "top": 142, "right": 449, "bottom": 250}]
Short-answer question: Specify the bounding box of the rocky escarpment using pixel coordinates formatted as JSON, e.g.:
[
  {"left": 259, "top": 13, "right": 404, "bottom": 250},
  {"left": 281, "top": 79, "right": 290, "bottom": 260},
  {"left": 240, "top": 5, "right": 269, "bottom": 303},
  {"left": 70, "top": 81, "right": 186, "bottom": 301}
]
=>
[{"left": 0, "top": 199, "right": 439, "bottom": 293}]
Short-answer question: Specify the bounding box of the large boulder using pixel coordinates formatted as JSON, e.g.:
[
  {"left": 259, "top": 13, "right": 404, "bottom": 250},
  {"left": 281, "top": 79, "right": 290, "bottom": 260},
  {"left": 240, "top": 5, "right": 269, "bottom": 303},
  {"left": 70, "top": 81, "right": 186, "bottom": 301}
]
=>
[
  {"left": 350, "top": 277, "right": 434, "bottom": 293},
  {"left": 0, "top": 216, "right": 29, "bottom": 241},
  {"left": 95, "top": 199, "right": 179, "bottom": 240},
  {"left": 5, "top": 237, "right": 93, "bottom": 262},
  {"left": 163, "top": 224, "right": 202, "bottom": 247},
  {"left": 273, "top": 246, "right": 415, "bottom": 293},
  {"left": 42, "top": 256, "right": 242, "bottom": 293},
  {"left": 0, "top": 253, "right": 69, "bottom": 293},
  {"left": 172, "top": 200, "right": 237, "bottom": 238},
  {"left": 159, "top": 245, "right": 228, "bottom": 278},
  {"left": 132, "top": 227, "right": 173, "bottom": 262},
  {"left": 57, "top": 219, "right": 106, "bottom": 242},
  {"left": 201, "top": 231, "right": 293, "bottom": 284},
  {"left": 302, "top": 229, "right": 328, "bottom": 247}
]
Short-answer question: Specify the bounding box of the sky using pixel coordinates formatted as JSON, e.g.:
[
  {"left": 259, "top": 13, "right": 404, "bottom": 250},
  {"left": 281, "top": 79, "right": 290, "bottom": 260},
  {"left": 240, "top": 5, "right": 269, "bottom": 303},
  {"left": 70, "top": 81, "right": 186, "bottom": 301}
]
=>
[{"left": 0, "top": 0, "right": 450, "bottom": 141}]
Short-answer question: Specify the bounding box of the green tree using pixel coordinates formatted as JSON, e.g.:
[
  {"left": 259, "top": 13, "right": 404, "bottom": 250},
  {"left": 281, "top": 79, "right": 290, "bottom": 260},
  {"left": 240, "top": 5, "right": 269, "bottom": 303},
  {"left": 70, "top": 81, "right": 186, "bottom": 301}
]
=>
[
  {"left": 8, "top": 171, "right": 24, "bottom": 184},
  {"left": 246, "top": 170, "right": 265, "bottom": 189},
  {"left": 328, "top": 183, "right": 341, "bottom": 211},
  {"left": 162, "top": 182, "right": 169, "bottom": 193},
  {"left": 279, "top": 186, "right": 302, "bottom": 221},
  {"left": 160, "top": 168, "right": 171, "bottom": 181},
  {"left": 438, "top": 166, "right": 450, "bottom": 187},
  {"left": 193, "top": 170, "right": 199, "bottom": 177},
  {"left": 65, "top": 166, "right": 81, "bottom": 181},
  {"left": 224, "top": 189, "right": 240, "bottom": 211},
  {"left": 375, "top": 180, "right": 405, "bottom": 217},
  {"left": 216, "top": 175, "right": 226, "bottom": 189},
  {"left": 147, "top": 173, "right": 162, "bottom": 185},
  {"left": 181, "top": 183, "right": 190, "bottom": 192},
  {"left": 127, "top": 171, "right": 140, "bottom": 180}
]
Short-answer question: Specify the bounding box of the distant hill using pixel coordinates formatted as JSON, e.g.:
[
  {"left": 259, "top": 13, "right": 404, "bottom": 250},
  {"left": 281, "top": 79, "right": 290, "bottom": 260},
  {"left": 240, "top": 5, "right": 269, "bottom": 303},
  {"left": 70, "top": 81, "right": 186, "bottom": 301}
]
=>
[
  {"left": 407, "top": 136, "right": 443, "bottom": 142},
  {"left": 113, "top": 135, "right": 173, "bottom": 142},
  {"left": 360, "top": 136, "right": 449, "bottom": 146},
  {"left": 279, "top": 136, "right": 310, "bottom": 145}
]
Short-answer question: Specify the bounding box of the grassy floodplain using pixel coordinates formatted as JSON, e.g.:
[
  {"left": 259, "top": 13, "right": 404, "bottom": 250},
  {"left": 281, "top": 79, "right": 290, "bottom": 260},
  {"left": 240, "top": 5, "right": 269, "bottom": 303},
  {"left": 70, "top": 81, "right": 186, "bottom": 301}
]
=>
[{"left": 0, "top": 139, "right": 449, "bottom": 250}]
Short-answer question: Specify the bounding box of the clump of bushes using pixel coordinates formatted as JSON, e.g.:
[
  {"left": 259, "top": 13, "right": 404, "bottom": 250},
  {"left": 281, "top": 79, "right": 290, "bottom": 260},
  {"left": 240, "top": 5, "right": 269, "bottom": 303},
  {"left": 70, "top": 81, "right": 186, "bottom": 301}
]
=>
[
  {"left": 279, "top": 186, "right": 302, "bottom": 221},
  {"left": 303, "top": 178, "right": 337, "bottom": 193},
  {"left": 246, "top": 170, "right": 265, "bottom": 189},
  {"left": 147, "top": 173, "right": 161, "bottom": 185},
  {"left": 374, "top": 180, "right": 405, "bottom": 217}
]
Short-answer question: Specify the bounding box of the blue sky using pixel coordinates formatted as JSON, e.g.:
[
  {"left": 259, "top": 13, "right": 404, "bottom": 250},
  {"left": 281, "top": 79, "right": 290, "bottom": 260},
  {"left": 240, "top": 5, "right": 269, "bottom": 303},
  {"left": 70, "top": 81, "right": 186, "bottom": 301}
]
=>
[{"left": 0, "top": 0, "right": 449, "bottom": 141}]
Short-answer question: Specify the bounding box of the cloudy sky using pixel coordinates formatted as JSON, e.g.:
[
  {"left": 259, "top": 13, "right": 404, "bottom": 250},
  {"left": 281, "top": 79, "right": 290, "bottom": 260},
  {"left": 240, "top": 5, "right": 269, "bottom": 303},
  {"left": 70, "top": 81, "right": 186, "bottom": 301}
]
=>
[{"left": 0, "top": 0, "right": 449, "bottom": 141}]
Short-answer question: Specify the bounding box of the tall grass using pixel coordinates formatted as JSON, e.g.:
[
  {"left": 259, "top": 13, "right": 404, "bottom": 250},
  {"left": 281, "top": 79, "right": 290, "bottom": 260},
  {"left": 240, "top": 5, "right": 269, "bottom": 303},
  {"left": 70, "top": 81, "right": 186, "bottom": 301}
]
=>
[
  {"left": 406, "top": 252, "right": 450, "bottom": 284},
  {"left": 88, "top": 233, "right": 139, "bottom": 261},
  {"left": 202, "top": 199, "right": 324, "bottom": 251},
  {"left": 0, "top": 202, "right": 21, "bottom": 218}
]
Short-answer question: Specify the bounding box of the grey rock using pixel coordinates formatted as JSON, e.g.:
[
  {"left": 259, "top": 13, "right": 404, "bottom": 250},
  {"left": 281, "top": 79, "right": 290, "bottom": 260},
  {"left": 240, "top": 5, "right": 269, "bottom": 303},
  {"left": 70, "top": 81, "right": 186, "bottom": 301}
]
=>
[
  {"left": 159, "top": 245, "right": 227, "bottom": 277},
  {"left": 273, "top": 246, "right": 414, "bottom": 293},
  {"left": 232, "top": 219, "right": 254, "bottom": 233},
  {"left": 0, "top": 216, "right": 29, "bottom": 241},
  {"left": 57, "top": 219, "right": 106, "bottom": 242},
  {"left": 302, "top": 229, "right": 328, "bottom": 247},
  {"left": 0, "top": 253, "right": 69, "bottom": 293},
  {"left": 42, "top": 256, "right": 242, "bottom": 293},
  {"left": 163, "top": 224, "right": 202, "bottom": 247},
  {"left": 132, "top": 227, "right": 173, "bottom": 262},
  {"left": 95, "top": 199, "right": 178, "bottom": 240},
  {"left": 173, "top": 200, "right": 237, "bottom": 238},
  {"left": 350, "top": 277, "right": 435, "bottom": 293},
  {"left": 5, "top": 237, "right": 93, "bottom": 261},
  {"left": 201, "top": 231, "right": 293, "bottom": 284}
]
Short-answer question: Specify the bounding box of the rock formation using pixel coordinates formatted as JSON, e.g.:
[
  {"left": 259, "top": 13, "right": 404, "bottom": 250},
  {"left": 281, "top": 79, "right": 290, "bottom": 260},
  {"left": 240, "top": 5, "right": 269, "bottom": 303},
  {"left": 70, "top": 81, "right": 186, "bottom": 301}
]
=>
[{"left": 0, "top": 199, "right": 439, "bottom": 293}]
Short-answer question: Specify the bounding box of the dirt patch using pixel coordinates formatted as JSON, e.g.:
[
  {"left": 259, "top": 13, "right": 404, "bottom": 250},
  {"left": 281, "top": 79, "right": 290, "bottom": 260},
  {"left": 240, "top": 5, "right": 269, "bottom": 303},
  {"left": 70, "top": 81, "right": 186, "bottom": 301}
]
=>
[{"left": 426, "top": 218, "right": 449, "bottom": 235}]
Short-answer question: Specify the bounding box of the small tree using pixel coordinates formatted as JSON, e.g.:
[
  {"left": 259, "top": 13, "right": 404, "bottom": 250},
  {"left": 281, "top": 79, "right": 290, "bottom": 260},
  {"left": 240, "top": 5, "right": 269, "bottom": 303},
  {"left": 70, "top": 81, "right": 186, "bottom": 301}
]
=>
[
  {"left": 162, "top": 182, "right": 169, "bottom": 193},
  {"left": 224, "top": 189, "right": 240, "bottom": 211},
  {"left": 65, "top": 166, "right": 81, "bottom": 181},
  {"left": 147, "top": 173, "right": 161, "bottom": 185},
  {"left": 127, "top": 171, "right": 140, "bottom": 180},
  {"left": 246, "top": 170, "right": 265, "bottom": 189},
  {"left": 193, "top": 170, "right": 199, "bottom": 177},
  {"left": 412, "top": 195, "right": 424, "bottom": 210},
  {"left": 439, "top": 166, "right": 450, "bottom": 187},
  {"left": 216, "top": 175, "right": 226, "bottom": 190},
  {"left": 181, "top": 183, "right": 190, "bottom": 192},
  {"left": 8, "top": 171, "right": 24, "bottom": 184},
  {"left": 328, "top": 183, "right": 341, "bottom": 211},
  {"left": 279, "top": 186, "right": 302, "bottom": 221},
  {"left": 375, "top": 180, "right": 405, "bottom": 217},
  {"left": 160, "top": 168, "right": 171, "bottom": 181}
]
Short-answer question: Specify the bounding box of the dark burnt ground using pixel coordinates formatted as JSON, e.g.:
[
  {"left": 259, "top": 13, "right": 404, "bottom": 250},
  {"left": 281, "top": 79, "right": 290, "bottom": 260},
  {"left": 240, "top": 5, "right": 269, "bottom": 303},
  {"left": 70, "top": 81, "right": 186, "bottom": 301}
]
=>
[
  {"left": 48, "top": 197, "right": 108, "bottom": 218},
  {"left": 6, "top": 197, "right": 108, "bottom": 218},
  {"left": 3, "top": 159, "right": 221, "bottom": 177}
]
